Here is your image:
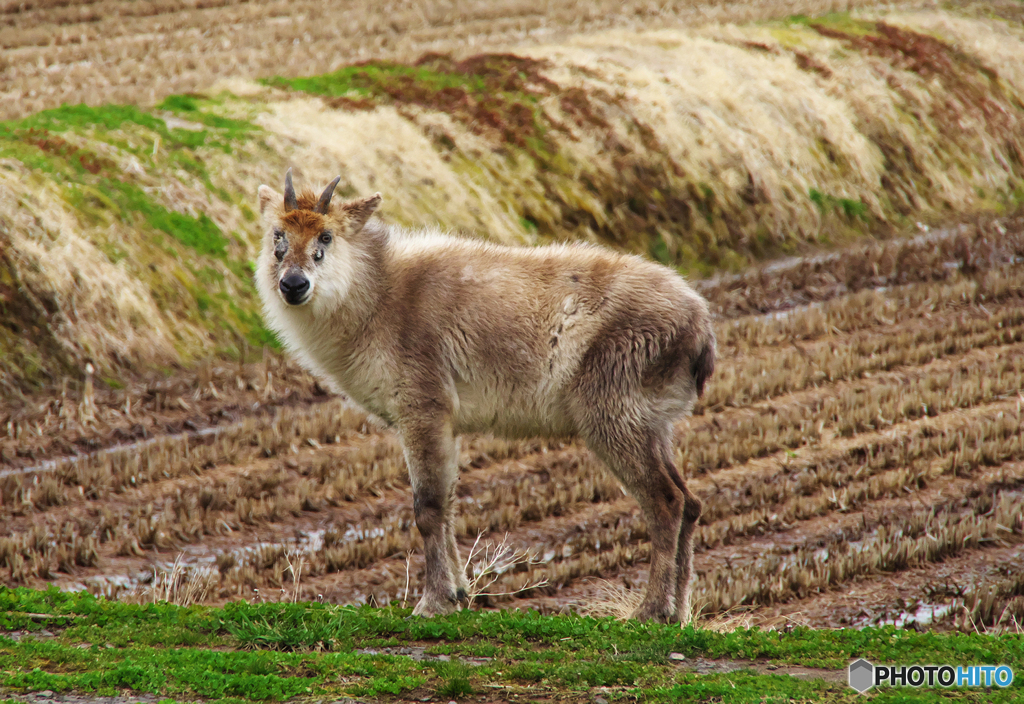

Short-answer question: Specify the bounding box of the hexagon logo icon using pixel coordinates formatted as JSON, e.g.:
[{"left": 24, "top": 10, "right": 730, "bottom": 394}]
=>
[{"left": 849, "top": 659, "right": 874, "bottom": 693}]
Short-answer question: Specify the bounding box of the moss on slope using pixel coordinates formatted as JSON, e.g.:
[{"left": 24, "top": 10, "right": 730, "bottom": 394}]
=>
[
  {"left": 0, "top": 97, "right": 274, "bottom": 390},
  {"left": 2, "top": 8, "right": 1024, "bottom": 390}
]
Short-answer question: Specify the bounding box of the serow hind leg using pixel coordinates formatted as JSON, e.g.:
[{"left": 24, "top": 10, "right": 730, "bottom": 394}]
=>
[
  {"left": 672, "top": 474, "right": 703, "bottom": 624},
  {"left": 651, "top": 434, "right": 702, "bottom": 624},
  {"left": 404, "top": 416, "right": 462, "bottom": 617},
  {"left": 586, "top": 424, "right": 685, "bottom": 623}
]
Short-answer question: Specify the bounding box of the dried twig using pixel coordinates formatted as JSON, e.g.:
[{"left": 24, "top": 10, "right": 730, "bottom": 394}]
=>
[
  {"left": 402, "top": 550, "right": 413, "bottom": 609},
  {"left": 463, "top": 533, "right": 548, "bottom": 606}
]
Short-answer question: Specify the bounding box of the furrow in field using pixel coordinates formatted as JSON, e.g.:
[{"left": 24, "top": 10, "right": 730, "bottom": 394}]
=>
[
  {"left": 503, "top": 459, "right": 1024, "bottom": 616},
  {"left": 736, "top": 540, "right": 1024, "bottom": 632},
  {"left": 941, "top": 567, "right": 1024, "bottom": 632},
  {"left": 707, "top": 302, "right": 1024, "bottom": 408},
  {"left": 695, "top": 487, "right": 1024, "bottom": 614},
  {"left": 0, "top": 400, "right": 370, "bottom": 506},
  {"left": 696, "top": 219, "right": 1024, "bottom": 319},
  {"left": 0, "top": 435, "right": 588, "bottom": 583},
  {"left": 688, "top": 394, "right": 1023, "bottom": 523},
  {"left": 475, "top": 400, "right": 1024, "bottom": 604},
  {"left": 715, "top": 264, "right": 1024, "bottom": 352},
  {"left": 680, "top": 340, "right": 1024, "bottom": 472},
  {"left": 0, "top": 356, "right": 329, "bottom": 467}
]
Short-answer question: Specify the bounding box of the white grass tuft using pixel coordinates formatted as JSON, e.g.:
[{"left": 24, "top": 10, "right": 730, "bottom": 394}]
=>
[{"left": 122, "top": 554, "right": 218, "bottom": 607}]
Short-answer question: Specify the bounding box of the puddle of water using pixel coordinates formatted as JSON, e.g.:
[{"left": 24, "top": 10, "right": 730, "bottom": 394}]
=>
[
  {"left": 356, "top": 645, "right": 491, "bottom": 664},
  {"left": 857, "top": 602, "right": 953, "bottom": 629},
  {"left": 71, "top": 515, "right": 417, "bottom": 598},
  {"left": 3, "top": 629, "right": 57, "bottom": 641},
  {"left": 1, "top": 397, "right": 368, "bottom": 480},
  {"left": 697, "top": 225, "right": 970, "bottom": 293},
  {"left": 0, "top": 425, "right": 226, "bottom": 480},
  {"left": 539, "top": 543, "right": 574, "bottom": 566}
]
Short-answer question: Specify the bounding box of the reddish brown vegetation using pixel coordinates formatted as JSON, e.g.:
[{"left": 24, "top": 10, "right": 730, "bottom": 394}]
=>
[
  {"left": 809, "top": 20, "right": 1024, "bottom": 210},
  {"left": 20, "top": 129, "right": 113, "bottom": 174}
]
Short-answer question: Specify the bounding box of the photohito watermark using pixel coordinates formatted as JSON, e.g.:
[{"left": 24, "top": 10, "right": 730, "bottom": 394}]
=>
[{"left": 848, "top": 659, "right": 1014, "bottom": 693}]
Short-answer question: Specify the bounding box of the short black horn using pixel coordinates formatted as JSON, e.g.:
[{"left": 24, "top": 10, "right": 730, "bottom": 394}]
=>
[
  {"left": 284, "top": 168, "right": 298, "bottom": 212},
  {"left": 314, "top": 176, "right": 342, "bottom": 215}
]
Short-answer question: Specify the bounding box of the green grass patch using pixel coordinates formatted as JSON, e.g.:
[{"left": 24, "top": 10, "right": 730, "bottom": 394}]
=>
[
  {"left": 157, "top": 93, "right": 257, "bottom": 140},
  {"left": 14, "top": 103, "right": 179, "bottom": 140},
  {"left": 96, "top": 178, "right": 229, "bottom": 257},
  {"left": 810, "top": 188, "right": 870, "bottom": 221},
  {"left": 64, "top": 177, "right": 229, "bottom": 257},
  {"left": 0, "top": 98, "right": 257, "bottom": 186},
  {"left": 0, "top": 127, "right": 115, "bottom": 178},
  {"left": 263, "top": 63, "right": 486, "bottom": 100},
  {"left": 8, "top": 101, "right": 256, "bottom": 155},
  {"left": 787, "top": 11, "right": 879, "bottom": 36},
  {"left": 432, "top": 658, "right": 474, "bottom": 699},
  {"left": 1, "top": 587, "right": 1023, "bottom": 703},
  {"left": 262, "top": 55, "right": 553, "bottom": 153},
  {"left": 0, "top": 102, "right": 251, "bottom": 260},
  {"left": 0, "top": 96, "right": 277, "bottom": 359}
]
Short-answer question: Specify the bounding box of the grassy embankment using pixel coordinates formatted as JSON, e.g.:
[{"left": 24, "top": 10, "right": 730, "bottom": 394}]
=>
[
  {"left": 1, "top": 587, "right": 1023, "bottom": 703},
  {"left": 0, "top": 95, "right": 274, "bottom": 393},
  {"left": 2, "top": 8, "right": 1023, "bottom": 394}
]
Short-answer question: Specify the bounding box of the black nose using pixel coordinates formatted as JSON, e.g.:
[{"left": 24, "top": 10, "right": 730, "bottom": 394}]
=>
[{"left": 279, "top": 273, "right": 310, "bottom": 303}]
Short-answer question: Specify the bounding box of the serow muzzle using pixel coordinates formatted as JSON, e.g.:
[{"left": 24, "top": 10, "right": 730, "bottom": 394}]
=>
[{"left": 279, "top": 271, "right": 310, "bottom": 305}]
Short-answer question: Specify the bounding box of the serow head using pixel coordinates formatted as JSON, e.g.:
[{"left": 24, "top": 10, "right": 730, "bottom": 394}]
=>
[{"left": 257, "top": 168, "right": 382, "bottom": 307}]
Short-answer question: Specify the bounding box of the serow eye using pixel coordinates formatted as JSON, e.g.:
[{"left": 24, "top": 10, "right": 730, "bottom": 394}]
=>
[
  {"left": 313, "top": 249, "right": 324, "bottom": 262},
  {"left": 273, "top": 229, "right": 284, "bottom": 241},
  {"left": 319, "top": 232, "right": 332, "bottom": 245}
]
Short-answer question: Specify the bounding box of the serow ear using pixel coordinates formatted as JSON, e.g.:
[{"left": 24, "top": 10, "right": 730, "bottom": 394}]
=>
[
  {"left": 343, "top": 192, "right": 383, "bottom": 233},
  {"left": 257, "top": 185, "right": 278, "bottom": 216}
]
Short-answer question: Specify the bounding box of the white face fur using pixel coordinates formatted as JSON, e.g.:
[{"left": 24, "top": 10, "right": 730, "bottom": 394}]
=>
[{"left": 255, "top": 182, "right": 381, "bottom": 317}]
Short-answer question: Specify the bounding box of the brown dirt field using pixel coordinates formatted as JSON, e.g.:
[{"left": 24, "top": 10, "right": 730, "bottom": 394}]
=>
[
  {"left": 3, "top": 214, "right": 1023, "bottom": 633},
  {"left": 0, "top": 0, "right": 938, "bottom": 121},
  {"left": 0, "top": 353, "right": 329, "bottom": 466}
]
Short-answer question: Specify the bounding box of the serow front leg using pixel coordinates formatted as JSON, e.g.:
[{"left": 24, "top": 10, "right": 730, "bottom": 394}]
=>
[{"left": 404, "top": 417, "right": 463, "bottom": 616}]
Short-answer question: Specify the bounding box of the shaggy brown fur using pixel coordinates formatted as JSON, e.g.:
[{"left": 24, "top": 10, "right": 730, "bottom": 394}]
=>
[{"left": 255, "top": 173, "right": 716, "bottom": 622}]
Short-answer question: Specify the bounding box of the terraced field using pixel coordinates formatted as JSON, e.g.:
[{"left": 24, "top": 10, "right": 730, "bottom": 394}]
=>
[
  {"left": 3, "top": 216, "right": 1023, "bottom": 633},
  {"left": 0, "top": 0, "right": 921, "bottom": 121}
]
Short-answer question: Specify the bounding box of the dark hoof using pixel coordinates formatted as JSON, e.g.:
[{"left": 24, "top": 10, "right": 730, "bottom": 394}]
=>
[
  {"left": 413, "top": 592, "right": 462, "bottom": 617},
  {"left": 630, "top": 605, "right": 674, "bottom": 624}
]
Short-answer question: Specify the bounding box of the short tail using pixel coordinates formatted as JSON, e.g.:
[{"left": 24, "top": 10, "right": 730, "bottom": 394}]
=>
[{"left": 690, "top": 332, "right": 716, "bottom": 398}]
